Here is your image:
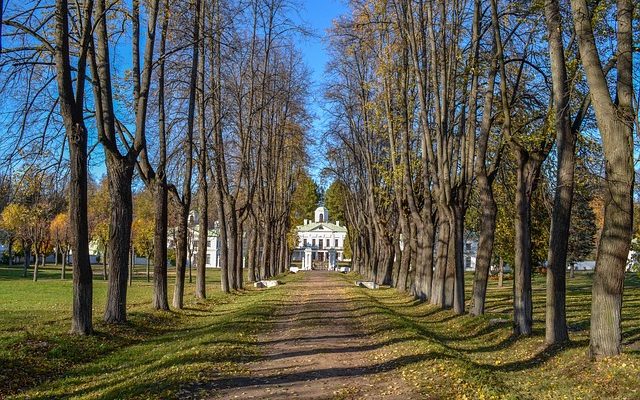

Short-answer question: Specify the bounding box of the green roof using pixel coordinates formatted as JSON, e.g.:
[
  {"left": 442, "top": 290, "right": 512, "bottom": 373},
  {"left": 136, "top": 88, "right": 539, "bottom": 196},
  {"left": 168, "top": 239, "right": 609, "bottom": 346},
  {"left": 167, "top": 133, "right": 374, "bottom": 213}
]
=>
[{"left": 296, "top": 222, "right": 347, "bottom": 233}]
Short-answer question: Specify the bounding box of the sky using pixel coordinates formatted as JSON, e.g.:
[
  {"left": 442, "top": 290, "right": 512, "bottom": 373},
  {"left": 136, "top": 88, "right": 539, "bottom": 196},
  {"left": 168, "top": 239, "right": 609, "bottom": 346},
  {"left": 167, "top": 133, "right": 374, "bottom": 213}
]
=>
[
  {"left": 82, "top": 0, "right": 349, "bottom": 185},
  {"left": 291, "top": 0, "right": 350, "bottom": 185}
]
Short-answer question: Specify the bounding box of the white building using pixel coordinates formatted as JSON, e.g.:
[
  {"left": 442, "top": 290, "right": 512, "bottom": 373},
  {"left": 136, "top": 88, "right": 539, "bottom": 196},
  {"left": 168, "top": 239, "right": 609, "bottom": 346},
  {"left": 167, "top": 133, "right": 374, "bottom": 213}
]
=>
[
  {"left": 168, "top": 211, "right": 222, "bottom": 268},
  {"left": 292, "top": 206, "right": 348, "bottom": 270}
]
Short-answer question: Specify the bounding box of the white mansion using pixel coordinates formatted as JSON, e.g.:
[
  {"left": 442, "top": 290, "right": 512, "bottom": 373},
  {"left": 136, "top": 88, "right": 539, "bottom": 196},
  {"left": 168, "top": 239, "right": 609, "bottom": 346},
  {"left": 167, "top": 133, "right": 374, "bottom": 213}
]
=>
[
  {"left": 167, "top": 211, "right": 222, "bottom": 268},
  {"left": 291, "top": 206, "right": 348, "bottom": 270}
]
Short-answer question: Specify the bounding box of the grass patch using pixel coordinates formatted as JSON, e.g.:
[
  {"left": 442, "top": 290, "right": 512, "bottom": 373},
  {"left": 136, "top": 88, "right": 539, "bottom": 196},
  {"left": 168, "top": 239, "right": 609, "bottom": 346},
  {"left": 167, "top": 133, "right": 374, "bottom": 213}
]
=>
[
  {"left": 0, "top": 264, "right": 299, "bottom": 399},
  {"left": 340, "top": 271, "right": 640, "bottom": 399}
]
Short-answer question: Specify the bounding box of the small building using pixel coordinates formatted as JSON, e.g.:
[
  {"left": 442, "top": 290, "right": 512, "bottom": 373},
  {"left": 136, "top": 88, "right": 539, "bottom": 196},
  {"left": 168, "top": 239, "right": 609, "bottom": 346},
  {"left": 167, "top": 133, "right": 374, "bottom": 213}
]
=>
[
  {"left": 168, "top": 211, "right": 222, "bottom": 268},
  {"left": 292, "top": 206, "right": 348, "bottom": 270}
]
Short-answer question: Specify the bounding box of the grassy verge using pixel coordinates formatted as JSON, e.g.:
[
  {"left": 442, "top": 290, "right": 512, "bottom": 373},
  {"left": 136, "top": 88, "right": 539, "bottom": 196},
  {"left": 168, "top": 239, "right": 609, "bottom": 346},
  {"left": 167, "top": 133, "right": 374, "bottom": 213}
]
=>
[
  {"left": 0, "top": 264, "right": 299, "bottom": 399},
  {"left": 341, "top": 271, "right": 640, "bottom": 399}
]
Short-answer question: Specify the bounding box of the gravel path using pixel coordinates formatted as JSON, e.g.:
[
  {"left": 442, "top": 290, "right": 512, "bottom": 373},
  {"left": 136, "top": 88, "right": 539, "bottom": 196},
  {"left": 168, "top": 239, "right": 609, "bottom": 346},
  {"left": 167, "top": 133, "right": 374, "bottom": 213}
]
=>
[{"left": 204, "top": 271, "right": 420, "bottom": 400}]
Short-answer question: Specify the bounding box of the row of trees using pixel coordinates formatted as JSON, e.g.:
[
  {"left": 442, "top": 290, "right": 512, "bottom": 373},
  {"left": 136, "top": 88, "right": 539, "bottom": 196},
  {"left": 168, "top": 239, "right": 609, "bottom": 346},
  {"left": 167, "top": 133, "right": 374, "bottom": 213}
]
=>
[
  {"left": 0, "top": 174, "right": 159, "bottom": 282},
  {"left": 1, "top": 0, "right": 310, "bottom": 334},
  {"left": 323, "top": 0, "right": 635, "bottom": 358}
]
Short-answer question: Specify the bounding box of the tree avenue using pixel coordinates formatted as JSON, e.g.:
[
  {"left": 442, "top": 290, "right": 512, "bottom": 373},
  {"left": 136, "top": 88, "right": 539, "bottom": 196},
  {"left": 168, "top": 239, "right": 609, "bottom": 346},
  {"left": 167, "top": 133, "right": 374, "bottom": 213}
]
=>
[
  {"left": 0, "top": 0, "right": 636, "bottom": 376},
  {"left": 1, "top": 0, "right": 311, "bottom": 331},
  {"left": 323, "top": 0, "right": 635, "bottom": 358}
]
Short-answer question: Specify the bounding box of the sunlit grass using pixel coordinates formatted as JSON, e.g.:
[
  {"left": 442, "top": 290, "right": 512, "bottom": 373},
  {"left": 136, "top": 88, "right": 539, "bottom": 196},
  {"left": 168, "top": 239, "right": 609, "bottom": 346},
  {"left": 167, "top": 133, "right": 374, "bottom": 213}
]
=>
[
  {"left": 0, "top": 264, "right": 297, "bottom": 399},
  {"left": 341, "top": 271, "right": 640, "bottom": 399}
]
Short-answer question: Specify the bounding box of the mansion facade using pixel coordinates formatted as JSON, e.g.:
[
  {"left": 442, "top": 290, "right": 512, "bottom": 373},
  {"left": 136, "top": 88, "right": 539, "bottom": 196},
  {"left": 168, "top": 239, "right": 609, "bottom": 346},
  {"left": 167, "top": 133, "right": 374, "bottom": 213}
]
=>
[
  {"left": 167, "top": 211, "right": 222, "bottom": 268},
  {"left": 291, "top": 206, "right": 348, "bottom": 270}
]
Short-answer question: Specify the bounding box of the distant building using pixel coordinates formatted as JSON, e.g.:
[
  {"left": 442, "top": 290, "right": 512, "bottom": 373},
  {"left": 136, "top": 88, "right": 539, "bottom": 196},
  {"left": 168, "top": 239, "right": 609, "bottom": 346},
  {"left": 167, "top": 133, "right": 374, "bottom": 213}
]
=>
[
  {"left": 292, "top": 206, "right": 348, "bottom": 270},
  {"left": 464, "top": 235, "right": 478, "bottom": 271},
  {"left": 168, "top": 211, "right": 222, "bottom": 268}
]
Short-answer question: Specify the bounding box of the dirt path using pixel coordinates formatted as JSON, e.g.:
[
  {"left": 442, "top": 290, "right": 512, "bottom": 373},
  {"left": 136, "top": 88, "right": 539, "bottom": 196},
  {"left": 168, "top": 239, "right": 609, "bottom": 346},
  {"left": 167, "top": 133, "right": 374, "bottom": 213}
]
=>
[{"left": 204, "top": 271, "right": 420, "bottom": 399}]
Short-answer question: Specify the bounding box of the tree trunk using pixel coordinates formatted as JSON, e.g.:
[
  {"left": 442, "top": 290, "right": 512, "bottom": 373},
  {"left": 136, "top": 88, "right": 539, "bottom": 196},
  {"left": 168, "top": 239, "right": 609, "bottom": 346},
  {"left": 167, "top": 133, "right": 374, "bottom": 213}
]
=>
[
  {"left": 152, "top": 0, "right": 170, "bottom": 311},
  {"left": 102, "top": 250, "right": 107, "bottom": 280},
  {"left": 195, "top": 188, "right": 207, "bottom": 299},
  {"left": 569, "top": 0, "right": 634, "bottom": 358},
  {"left": 236, "top": 222, "right": 244, "bottom": 289},
  {"left": 570, "top": 262, "right": 575, "bottom": 279},
  {"left": 152, "top": 180, "right": 169, "bottom": 310},
  {"left": 55, "top": 0, "right": 93, "bottom": 334},
  {"left": 227, "top": 206, "right": 238, "bottom": 289},
  {"left": 172, "top": 205, "right": 189, "bottom": 309},
  {"left": 396, "top": 219, "right": 410, "bottom": 292},
  {"left": 33, "top": 252, "right": 39, "bottom": 282},
  {"left": 23, "top": 243, "right": 30, "bottom": 277},
  {"left": 431, "top": 220, "right": 448, "bottom": 306},
  {"left": 247, "top": 223, "right": 257, "bottom": 282},
  {"left": 443, "top": 225, "right": 456, "bottom": 309},
  {"left": 498, "top": 257, "right": 504, "bottom": 288},
  {"left": 453, "top": 207, "right": 465, "bottom": 315},
  {"left": 61, "top": 249, "right": 67, "bottom": 280},
  {"left": 544, "top": 0, "right": 574, "bottom": 346},
  {"left": 513, "top": 150, "right": 538, "bottom": 336},
  {"left": 104, "top": 161, "right": 134, "bottom": 324},
  {"left": 146, "top": 256, "right": 150, "bottom": 282},
  {"left": 129, "top": 243, "right": 134, "bottom": 287},
  {"left": 8, "top": 239, "right": 12, "bottom": 267},
  {"left": 470, "top": 173, "right": 498, "bottom": 315}
]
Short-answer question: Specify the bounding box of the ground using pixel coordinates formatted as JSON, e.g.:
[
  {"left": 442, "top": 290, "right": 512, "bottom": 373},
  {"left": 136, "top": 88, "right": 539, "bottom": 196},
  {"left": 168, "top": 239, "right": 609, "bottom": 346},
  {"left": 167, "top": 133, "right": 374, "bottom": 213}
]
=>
[
  {"left": 195, "top": 271, "right": 417, "bottom": 399},
  {"left": 0, "top": 264, "right": 639, "bottom": 399}
]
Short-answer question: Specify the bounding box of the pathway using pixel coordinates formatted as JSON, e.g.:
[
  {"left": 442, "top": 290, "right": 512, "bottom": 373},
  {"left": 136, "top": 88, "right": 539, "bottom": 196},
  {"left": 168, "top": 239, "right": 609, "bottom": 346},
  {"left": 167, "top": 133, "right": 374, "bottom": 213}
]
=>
[{"left": 203, "top": 271, "right": 420, "bottom": 399}]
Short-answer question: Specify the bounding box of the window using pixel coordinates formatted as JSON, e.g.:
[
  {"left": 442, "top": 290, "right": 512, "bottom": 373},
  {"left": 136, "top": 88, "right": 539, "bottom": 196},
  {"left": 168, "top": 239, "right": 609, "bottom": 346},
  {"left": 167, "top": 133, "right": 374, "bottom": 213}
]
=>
[
  {"left": 207, "top": 240, "right": 211, "bottom": 248},
  {"left": 303, "top": 239, "right": 307, "bottom": 247},
  {"left": 335, "top": 239, "right": 339, "bottom": 247},
  {"left": 319, "top": 240, "right": 323, "bottom": 249},
  {"left": 312, "top": 239, "right": 316, "bottom": 247},
  {"left": 326, "top": 239, "right": 330, "bottom": 247}
]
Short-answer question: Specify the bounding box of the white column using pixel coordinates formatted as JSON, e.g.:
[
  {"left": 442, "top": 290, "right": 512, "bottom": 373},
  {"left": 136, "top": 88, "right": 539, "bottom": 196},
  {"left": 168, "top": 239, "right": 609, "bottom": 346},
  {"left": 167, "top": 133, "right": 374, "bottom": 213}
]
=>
[{"left": 304, "top": 247, "right": 312, "bottom": 270}]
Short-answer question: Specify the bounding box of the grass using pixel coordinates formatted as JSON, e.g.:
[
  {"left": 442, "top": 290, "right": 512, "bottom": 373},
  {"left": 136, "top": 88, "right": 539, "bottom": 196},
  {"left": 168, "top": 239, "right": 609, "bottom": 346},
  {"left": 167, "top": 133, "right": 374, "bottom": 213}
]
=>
[
  {"left": 340, "top": 271, "right": 640, "bottom": 399},
  {"left": 2, "top": 264, "right": 640, "bottom": 399},
  {"left": 0, "top": 263, "right": 299, "bottom": 399}
]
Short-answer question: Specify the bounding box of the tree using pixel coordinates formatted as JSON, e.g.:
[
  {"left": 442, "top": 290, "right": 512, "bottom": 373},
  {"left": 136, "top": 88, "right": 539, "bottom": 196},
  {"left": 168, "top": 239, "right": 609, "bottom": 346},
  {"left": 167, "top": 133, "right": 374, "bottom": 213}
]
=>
[
  {"left": 90, "top": 0, "right": 161, "bottom": 323},
  {"left": 132, "top": 191, "right": 155, "bottom": 282},
  {"left": 50, "top": 213, "right": 71, "bottom": 279},
  {"left": 569, "top": 0, "right": 635, "bottom": 357},
  {"left": 325, "top": 180, "right": 348, "bottom": 224},
  {"left": 0, "top": 204, "right": 31, "bottom": 275},
  {"left": 89, "top": 179, "right": 110, "bottom": 280}
]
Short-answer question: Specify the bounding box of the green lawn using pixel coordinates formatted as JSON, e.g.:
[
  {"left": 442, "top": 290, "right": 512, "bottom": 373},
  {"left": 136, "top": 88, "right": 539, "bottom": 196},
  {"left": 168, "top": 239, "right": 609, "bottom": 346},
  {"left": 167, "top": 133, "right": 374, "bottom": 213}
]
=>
[
  {"left": 2, "top": 265, "right": 639, "bottom": 399},
  {"left": 0, "top": 264, "right": 296, "bottom": 399},
  {"left": 341, "top": 271, "right": 640, "bottom": 399}
]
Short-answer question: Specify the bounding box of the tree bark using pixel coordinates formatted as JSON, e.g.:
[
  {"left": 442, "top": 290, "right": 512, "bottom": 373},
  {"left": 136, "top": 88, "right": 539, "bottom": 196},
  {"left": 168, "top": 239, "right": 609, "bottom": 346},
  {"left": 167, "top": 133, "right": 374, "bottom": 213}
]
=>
[
  {"left": 173, "top": 204, "right": 189, "bottom": 309},
  {"left": 498, "top": 257, "right": 504, "bottom": 288},
  {"left": 544, "top": 0, "right": 574, "bottom": 346},
  {"left": 104, "top": 162, "right": 134, "bottom": 324},
  {"left": 569, "top": 0, "right": 634, "bottom": 358},
  {"left": 33, "top": 253, "right": 39, "bottom": 282},
  {"left": 23, "top": 243, "right": 30, "bottom": 277},
  {"left": 151, "top": 0, "right": 170, "bottom": 311},
  {"left": 153, "top": 180, "right": 169, "bottom": 310},
  {"left": 61, "top": 248, "right": 67, "bottom": 280},
  {"left": 513, "top": 150, "right": 540, "bottom": 336},
  {"left": 247, "top": 219, "right": 257, "bottom": 282},
  {"left": 469, "top": 56, "right": 498, "bottom": 316}
]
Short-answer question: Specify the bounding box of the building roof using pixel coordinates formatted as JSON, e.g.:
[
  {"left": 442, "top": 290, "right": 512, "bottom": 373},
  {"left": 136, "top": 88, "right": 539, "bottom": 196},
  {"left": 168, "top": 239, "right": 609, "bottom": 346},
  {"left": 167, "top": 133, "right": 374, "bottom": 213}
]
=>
[{"left": 297, "top": 222, "right": 347, "bottom": 233}]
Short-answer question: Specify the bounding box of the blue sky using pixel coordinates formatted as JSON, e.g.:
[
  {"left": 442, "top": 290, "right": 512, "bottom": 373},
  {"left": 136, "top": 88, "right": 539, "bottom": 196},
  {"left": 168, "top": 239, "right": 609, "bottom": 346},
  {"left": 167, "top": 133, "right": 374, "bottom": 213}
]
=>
[
  {"left": 82, "top": 0, "right": 349, "bottom": 184},
  {"left": 292, "top": 0, "right": 349, "bottom": 184}
]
